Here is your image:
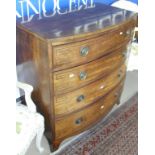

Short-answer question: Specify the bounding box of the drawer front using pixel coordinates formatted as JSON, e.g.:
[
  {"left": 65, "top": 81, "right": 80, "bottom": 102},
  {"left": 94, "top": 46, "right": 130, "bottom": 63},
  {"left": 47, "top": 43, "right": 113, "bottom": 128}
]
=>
[
  {"left": 55, "top": 82, "right": 124, "bottom": 139},
  {"left": 52, "top": 22, "right": 134, "bottom": 70},
  {"left": 53, "top": 47, "right": 126, "bottom": 95},
  {"left": 54, "top": 64, "right": 126, "bottom": 116}
]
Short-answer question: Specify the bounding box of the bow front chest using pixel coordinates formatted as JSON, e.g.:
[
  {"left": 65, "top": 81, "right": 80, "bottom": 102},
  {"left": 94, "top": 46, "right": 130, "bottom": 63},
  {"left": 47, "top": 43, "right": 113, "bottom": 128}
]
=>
[{"left": 16, "top": 4, "right": 137, "bottom": 149}]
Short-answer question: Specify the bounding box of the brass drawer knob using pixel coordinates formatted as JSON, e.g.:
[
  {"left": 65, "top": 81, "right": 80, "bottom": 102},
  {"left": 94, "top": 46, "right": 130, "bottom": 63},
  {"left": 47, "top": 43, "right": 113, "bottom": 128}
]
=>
[
  {"left": 79, "top": 71, "right": 87, "bottom": 80},
  {"left": 80, "top": 47, "right": 89, "bottom": 56},
  {"left": 114, "top": 92, "right": 119, "bottom": 97},
  {"left": 75, "top": 117, "right": 83, "bottom": 125},
  {"left": 118, "top": 69, "right": 123, "bottom": 78},
  {"left": 120, "top": 31, "right": 123, "bottom": 35},
  {"left": 118, "top": 73, "right": 121, "bottom": 78},
  {"left": 122, "top": 51, "right": 126, "bottom": 57},
  {"left": 100, "top": 105, "right": 104, "bottom": 109},
  {"left": 126, "top": 29, "right": 131, "bottom": 36},
  {"left": 77, "top": 95, "right": 85, "bottom": 102},
  {"left": 120, "top": 30, "right": 130, "bottom": 36}
]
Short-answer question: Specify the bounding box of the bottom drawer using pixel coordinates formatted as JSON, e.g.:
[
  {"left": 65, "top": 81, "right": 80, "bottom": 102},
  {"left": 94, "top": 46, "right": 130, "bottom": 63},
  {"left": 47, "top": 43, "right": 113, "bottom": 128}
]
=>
[{"left": 55, "top": 81, "right": 124, "bottom": 140}]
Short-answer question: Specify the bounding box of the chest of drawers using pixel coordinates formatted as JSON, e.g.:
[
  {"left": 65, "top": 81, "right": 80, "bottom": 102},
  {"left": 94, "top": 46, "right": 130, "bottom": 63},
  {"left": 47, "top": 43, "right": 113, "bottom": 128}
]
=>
[{"left": 16, "top": 4, "right": 137, "bottom": 149}]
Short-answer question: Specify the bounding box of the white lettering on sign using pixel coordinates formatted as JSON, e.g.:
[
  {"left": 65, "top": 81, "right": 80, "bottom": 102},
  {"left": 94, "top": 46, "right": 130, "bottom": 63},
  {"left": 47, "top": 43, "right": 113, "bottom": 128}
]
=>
[
  {"left": 17, "top": 0, "right": 95, "bottom": 23},
  {"left": 42, "top": 0, "right": 57, "bottom": 17},
  {"left": 16, "top": 11, "right": 22, "bottom": 18},
  {"left": 73, "top": 10, "right": 129, "bottom": 36},
  {"left": 18, "top": 0, "right": 39, "bottom": 23}
]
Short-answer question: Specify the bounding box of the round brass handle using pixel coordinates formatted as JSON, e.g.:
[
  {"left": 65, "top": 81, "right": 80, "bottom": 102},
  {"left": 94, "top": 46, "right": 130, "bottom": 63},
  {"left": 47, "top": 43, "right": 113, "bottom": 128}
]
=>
[
  {"left": 114, "top": 92, "right": 119, "bottom": 97},
  {"left": 77, "top": 95, "right": 85, "bottom": 102},
  {"left": 100, "top": 105, "right": 104, "bottom": 109},
  {"left": 122, "top": 51, "right": 126, "bottom": 57},
  {"left": 79, "top": 71, "right": 87, "bottom": 80},
  {"left": 118, "top": 69, "right": 123, "bottom": 78},
  {"left": 80, "top": 47, "right": 89, "bottom": 56},
  {"left": 118, "top": 73, "right": 121, "bottom": 78},
  {"left": 75, "top": 117, "right": 83, "bottom": 125},
  {"left": 126, "top": 29, "right": 131, "bottom": 36},
  {"left": 119, "top": 31, "right": 123, "bottom": 35}
]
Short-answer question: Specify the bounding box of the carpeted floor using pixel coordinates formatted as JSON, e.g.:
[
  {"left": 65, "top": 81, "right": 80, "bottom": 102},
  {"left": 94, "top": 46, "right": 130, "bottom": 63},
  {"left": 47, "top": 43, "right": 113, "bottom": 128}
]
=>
[{"left": 53, "top": 93, "right": 138, "bottom": 155}]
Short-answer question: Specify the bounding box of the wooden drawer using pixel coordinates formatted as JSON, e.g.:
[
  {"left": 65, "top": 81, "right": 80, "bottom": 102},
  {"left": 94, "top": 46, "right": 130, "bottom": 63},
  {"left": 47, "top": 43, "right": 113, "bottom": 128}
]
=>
[
  {"left": 16, "top": 3, "right": 137, "bottom": 150},
  {"left": 55, "top": 81, "right": 124, "bottom": 140},
  {"left": 53, "top": 47, "right": 126, "bottom": 95},
  {"left": 54, "top": 64, "right": 126, "bottom": 116},
  {"left": 52, "top": 22, "right": 134, "bottom": 70}
]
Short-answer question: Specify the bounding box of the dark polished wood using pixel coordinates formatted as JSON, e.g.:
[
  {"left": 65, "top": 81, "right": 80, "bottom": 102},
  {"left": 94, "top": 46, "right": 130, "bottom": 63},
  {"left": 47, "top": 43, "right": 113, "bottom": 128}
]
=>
[
  {"left": 54, "top": 81, "right": 124, "bottom": 147},
  {"left": 52, "top": 26, "right": 133, "bottom": 70},
  {"left": 16, "top": 28, "right": 54, "bottom": 131},
  {"left": 53, "top": 48, "right": 126, "bottom": 95},
  {"left": 16, "top": 4, "right": 137, "bottom": 150},
  {"left": 54, "top": 64, "right": 126, "bottom": 117}
]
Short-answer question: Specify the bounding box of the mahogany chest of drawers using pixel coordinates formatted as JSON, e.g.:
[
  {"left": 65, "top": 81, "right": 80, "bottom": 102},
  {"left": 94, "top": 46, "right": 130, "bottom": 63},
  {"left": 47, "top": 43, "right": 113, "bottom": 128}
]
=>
[{"left": 16, "top": 4, "right": 137, "bottom": 149}]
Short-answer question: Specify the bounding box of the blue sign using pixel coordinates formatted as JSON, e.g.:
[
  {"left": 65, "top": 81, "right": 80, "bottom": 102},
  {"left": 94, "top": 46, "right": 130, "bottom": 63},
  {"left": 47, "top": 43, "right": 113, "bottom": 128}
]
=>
[{"left": 16, "top": 0, "right": 138, "bottom": 23}]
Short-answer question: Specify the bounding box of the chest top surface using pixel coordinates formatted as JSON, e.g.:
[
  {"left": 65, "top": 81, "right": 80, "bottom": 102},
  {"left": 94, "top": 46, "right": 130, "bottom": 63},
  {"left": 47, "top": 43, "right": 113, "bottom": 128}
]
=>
[{"left": 16, "top": 4, "right": 136, "bottom": 40}]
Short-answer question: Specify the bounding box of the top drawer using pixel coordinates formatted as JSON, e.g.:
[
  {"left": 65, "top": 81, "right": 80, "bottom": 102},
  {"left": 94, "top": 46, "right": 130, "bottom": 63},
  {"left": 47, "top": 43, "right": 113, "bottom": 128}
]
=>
[{"left": 51, "top": 22, "right": 134, "bottom": 71}]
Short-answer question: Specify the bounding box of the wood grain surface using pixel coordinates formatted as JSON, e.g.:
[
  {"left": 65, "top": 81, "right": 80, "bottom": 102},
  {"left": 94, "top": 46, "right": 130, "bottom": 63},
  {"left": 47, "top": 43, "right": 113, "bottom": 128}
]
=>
[
  {"left": 54, "top": 81, "right": 124, "bottom": 141},
  {"left": 16, "top": 4, "right": 137, "bottom": 150},
  {"left": 54, "top": 64, "right": 126, "bottom": 116},
  {"left": 53, "top": 47, "right": 126, "bottom": 95}
]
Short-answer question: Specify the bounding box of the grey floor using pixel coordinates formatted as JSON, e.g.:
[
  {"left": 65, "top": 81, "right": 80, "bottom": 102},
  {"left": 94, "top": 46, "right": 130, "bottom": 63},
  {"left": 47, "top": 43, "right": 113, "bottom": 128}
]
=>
[{"left": 25, "top": 70, "right": 138, "bottom": 155}]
